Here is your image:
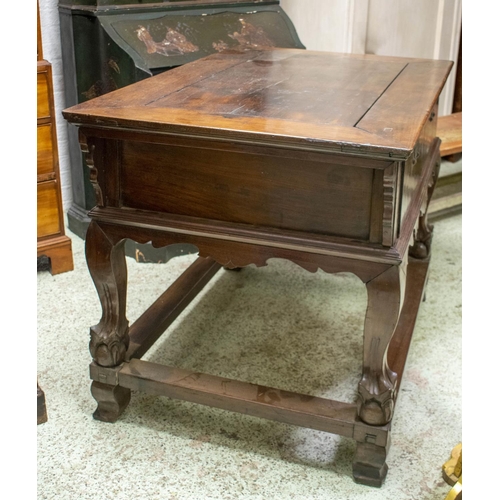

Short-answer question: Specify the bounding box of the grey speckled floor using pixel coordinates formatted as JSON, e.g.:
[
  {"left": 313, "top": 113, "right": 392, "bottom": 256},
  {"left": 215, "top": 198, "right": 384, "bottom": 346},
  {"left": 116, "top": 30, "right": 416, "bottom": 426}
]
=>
[{"left": 37, "top": 214, "right": 461, "bottom": 500}]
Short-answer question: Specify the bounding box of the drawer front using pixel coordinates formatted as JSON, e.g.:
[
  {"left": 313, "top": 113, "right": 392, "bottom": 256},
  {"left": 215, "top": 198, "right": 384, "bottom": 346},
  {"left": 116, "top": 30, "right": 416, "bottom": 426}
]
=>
[
  {"left": 37, "top": 181, "right": 61, "bottom": 238},
  {"left": 37, "top": 71, "right": 51, "bottom": 119},
  {"left": 120, "top": 140, "right": 376, "bottom": 241},
  {"left": 37, "top": 124, "right": 54, "bottom": 177}
]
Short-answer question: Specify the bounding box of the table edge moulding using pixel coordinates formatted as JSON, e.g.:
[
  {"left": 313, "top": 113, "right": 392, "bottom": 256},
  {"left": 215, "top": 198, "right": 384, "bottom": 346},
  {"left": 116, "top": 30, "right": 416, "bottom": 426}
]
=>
[{"left": 62, "top": 48, "right": 453, "bottom": 487}]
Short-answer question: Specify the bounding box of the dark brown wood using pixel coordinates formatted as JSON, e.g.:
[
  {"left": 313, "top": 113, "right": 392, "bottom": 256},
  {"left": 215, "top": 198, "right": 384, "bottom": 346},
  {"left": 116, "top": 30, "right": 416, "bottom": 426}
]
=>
[
  {"left": 89, "top": 206, "right": 402, "bottom": 267},
  {"left": 37, "top": 12, "right": 73, "bottom": 275},
  {"left": 116, "top": 359, "right": 359, "bottom": 437},
  {"left": 397, "top": 137, "right": 441, "bottom": 261},
  {"left": 63, "top": 48, "right": 452, "bottom": 486},
  {"left": 352, "top": 438, "right": 391, "bottom": 488},
  {"left": 64, "top": 49, "right": 453, "bottom": 160},
  {"left": 387, "top": 258, "right": 430, "bottom": 380},
  {"left": 37, "top": 383, "right": 48, "bottom": 425},
  {"left": 85, "top": 221, "right": 129, "bottom": 367},
  {"left": 120, "top": 140, "right": 375, "bottom": 240},
  {"left": 410, "top": 158, "right": 441, "bottom": 259},
  {"left": 399, "top": 102, "right": 438, "bottom": 230},
  {"left": 90, "top": 381, "right": 131, "bottom": 423},
  {"left": 357, "top": 263, "right": 405, "bottom": 426}
]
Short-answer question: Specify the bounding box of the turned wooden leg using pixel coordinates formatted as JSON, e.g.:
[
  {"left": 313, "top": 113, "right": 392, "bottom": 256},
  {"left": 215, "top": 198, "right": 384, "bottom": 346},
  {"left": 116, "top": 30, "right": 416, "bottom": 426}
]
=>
[
  {"left": 86, "top": 221, "right": 131, "bottom": 420},
  {"left": 352, "top": 435, "right": 391, "bottom": 487},
  {"left": 410, "top": 159, "right": 441, "bottom": 259},
  {"left": 357, "top": 262, "right": 406, "bottom": 426}
]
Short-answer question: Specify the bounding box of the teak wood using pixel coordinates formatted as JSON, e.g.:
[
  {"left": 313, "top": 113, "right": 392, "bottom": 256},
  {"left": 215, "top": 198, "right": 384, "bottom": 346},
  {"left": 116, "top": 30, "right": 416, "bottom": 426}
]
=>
[{"left": 63, "top": 48, "right": 452, "bottom": 487}]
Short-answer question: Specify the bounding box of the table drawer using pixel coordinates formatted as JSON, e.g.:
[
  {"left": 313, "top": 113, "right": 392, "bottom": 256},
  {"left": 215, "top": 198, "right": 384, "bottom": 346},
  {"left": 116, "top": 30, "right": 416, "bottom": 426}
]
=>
[
  {"left": 37, "top": 180, "right": 61, "bottom": 239},
  {"left": 37, "top": 124, "right": 55, "bottom": 177},
  {"left": 120, "top": 141, "right": 376, "bottom": 241},
  {"left": 37, "top": 70, "right": 51, "bottom": 119}
]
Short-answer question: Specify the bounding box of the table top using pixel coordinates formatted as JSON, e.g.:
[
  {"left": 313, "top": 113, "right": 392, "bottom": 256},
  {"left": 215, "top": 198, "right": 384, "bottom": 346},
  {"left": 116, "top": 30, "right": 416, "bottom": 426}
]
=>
[{"left": 63, "top": 48, "right": 452, "bottom": 160}]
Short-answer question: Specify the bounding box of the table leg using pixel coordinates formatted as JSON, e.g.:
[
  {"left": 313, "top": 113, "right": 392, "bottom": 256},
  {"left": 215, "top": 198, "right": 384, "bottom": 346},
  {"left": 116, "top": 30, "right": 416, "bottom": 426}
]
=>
[
  {"left": 353, "top": 263, "right": 405, "bottom": 485},
  {"left": 37, "top": 382, "right": 48, "bottom": 425},
  {"left": 357, "top": 262, "right": 406, "bottom": 426},
  {"left": 352, "top": 435, "right": 391, "bottom": 487},
  {"left": 86, "top": 220, "right": 131, "bottom": 421},
  {"left": 90, "top": 380, "right": 131, "bottom": 423}
]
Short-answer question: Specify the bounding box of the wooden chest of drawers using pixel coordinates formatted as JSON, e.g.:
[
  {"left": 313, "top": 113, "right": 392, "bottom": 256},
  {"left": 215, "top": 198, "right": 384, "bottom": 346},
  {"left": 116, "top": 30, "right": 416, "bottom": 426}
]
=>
[{"left": 37, "top": 17, "right": 73, "bottom": 274}]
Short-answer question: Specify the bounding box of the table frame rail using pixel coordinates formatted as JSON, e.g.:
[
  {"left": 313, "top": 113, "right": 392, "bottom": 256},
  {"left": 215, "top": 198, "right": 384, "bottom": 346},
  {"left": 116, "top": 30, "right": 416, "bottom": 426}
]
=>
[{"left": 88, "top": 253, "right": 430, "bottom": 486}]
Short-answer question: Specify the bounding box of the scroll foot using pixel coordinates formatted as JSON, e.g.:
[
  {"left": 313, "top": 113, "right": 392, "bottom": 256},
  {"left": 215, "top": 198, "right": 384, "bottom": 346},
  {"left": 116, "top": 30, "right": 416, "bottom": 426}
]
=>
[
  {"left": 91, "top": 381, "right": 131, "bottom": 423},
  {"left": 352, "top": 439, "right": 390, "bottom": 487}
]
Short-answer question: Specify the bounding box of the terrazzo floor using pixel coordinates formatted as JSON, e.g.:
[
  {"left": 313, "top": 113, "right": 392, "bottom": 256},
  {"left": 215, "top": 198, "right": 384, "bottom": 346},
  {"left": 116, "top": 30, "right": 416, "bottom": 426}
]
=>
[{"left": 37, "top": 213, "right": 462, "bottom": 500}]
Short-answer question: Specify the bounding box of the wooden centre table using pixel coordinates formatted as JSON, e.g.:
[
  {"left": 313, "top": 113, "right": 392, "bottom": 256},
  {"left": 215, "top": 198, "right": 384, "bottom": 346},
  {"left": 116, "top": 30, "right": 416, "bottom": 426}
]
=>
[{"left": 63, "top": 48, "right": 452, "bottom": 487}]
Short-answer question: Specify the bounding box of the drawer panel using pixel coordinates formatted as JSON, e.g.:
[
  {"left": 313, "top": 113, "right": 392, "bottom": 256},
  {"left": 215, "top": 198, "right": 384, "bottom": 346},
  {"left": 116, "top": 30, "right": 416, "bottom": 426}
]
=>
[
  {"left": 120, "top": 140, "right": 375, "bottom": 241},
  {"left": 37, "top": 71, "right": 50, "bottom": 119},
  {"left": 37, "top": 124, "right": 54, "bottom": 176},
  {"left": 37, "top": 181, "right": 61, "bottom": 238}
]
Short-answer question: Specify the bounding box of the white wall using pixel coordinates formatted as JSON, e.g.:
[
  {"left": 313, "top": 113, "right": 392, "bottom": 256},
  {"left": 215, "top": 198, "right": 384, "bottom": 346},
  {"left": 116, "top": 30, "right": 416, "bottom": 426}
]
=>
[
  {"left": 282, "top": 0, "right": 462, "bottom": 116},
  {"left": 281, "top": 0, "right": 370, "bottom": 54},
  {"left": 39, "top": 0, "right": 461, "bottom": 215}
]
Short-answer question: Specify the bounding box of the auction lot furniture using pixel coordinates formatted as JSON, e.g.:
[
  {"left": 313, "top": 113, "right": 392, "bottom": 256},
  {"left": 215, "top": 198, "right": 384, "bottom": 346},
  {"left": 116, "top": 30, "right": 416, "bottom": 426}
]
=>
[{"left": 63, "top": 48, "right": 452, "bottom": 486}]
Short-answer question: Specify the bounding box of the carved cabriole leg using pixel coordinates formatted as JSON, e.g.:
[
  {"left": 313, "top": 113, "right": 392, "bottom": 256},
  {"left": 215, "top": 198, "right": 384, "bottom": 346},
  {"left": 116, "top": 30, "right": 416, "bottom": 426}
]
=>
[
  {"left": 86, "top": 221, "right": 129, "bottom": 366},
  {"left": 357, "top": 260, "right": 407, "bottom": 426},
  {"left": 410, "top": 158, "right": 441, "bottom": 259},
  {"left": 86, "top": 220, "right": 131, "bottom": 421}
]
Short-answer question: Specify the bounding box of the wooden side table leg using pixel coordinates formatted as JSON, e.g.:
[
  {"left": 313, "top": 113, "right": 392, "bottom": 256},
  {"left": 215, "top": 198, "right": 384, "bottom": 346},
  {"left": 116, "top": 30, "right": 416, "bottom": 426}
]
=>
[
  {"left": 37, "top": 382, "right": 48, "bottom": 425},
  {"left": 86, "top": 220, "right": 131, "bottom": 422},
  {"left": 357, "top": 263, "right": 406, "bottom": 426},
  {"left": 353, "top": 436, "right": 391, "bottom": 487},
  {"left": 90, "top": 380, "right": 131, "bottom": 423}
]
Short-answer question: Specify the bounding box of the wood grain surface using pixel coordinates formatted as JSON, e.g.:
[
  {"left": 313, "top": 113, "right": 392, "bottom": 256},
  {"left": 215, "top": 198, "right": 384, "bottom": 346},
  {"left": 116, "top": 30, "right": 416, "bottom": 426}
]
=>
[{"left": 63, "top": 49, "right": 452, "bottom": 159}]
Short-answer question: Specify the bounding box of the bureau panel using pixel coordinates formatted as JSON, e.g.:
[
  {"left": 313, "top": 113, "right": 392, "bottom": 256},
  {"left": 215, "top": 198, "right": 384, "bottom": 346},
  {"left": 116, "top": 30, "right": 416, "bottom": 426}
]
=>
[
  {"left": 37, "top": 70, "right": 50, "bottom": 119},
  {"left": 120, "top": 141, "right": 375, "bottom": 240},
  {"left": 37, "top": 124, "right": 55, "bottom": 177},
  {"left": 37, "top": 181, "right": 61, "bottom": 238}
]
